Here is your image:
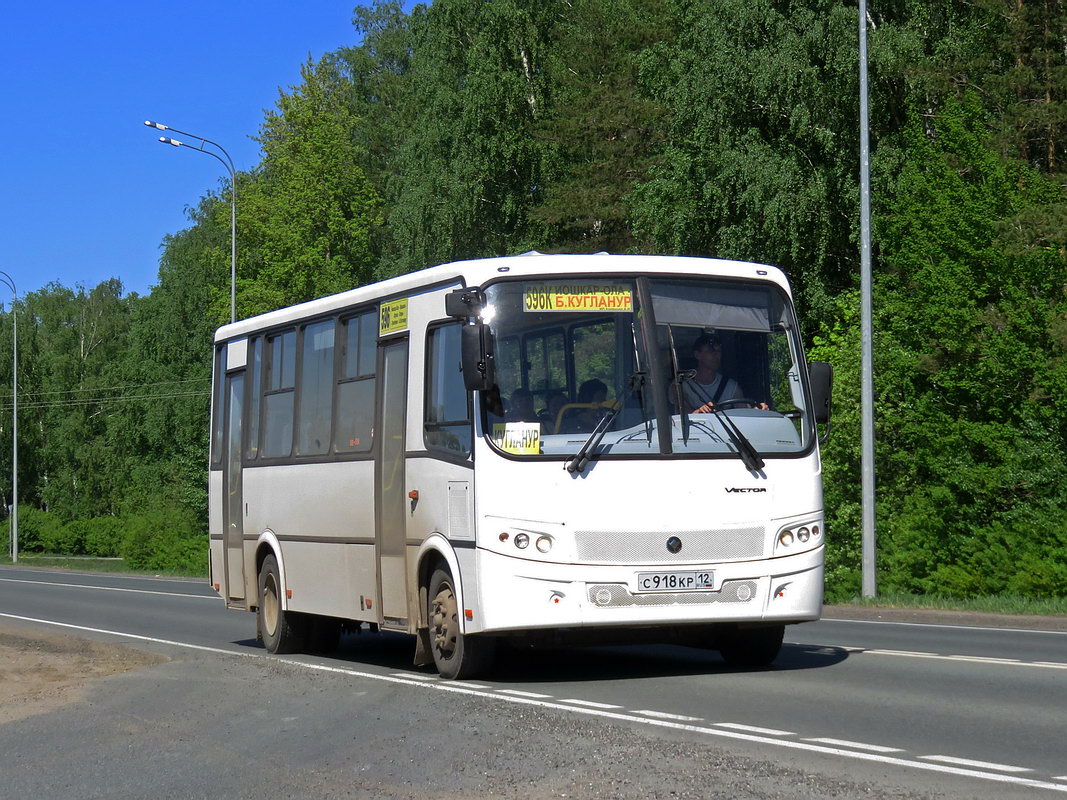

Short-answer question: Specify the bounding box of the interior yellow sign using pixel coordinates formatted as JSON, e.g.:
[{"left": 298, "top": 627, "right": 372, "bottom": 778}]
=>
[
  {"left": 491, "top": 422, "right": 541, "bottom": 455},
  {"left": 379, "top": 298, "right": 409, "bottom": 334},
  {"left": 523, "top": 285, "right": 633, "bottom": 313}
]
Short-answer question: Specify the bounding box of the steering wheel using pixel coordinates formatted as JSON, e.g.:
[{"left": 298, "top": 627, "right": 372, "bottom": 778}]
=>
[{"left": 712, "top": 398, "right": 761, "bottom": 410}]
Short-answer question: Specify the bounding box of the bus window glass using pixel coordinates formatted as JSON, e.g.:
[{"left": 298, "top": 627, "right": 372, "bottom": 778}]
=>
[
  {"left": 572, "top": 321, "right": 616, "bottom": 396},
  {"left": 211, "top": 345, "right": 226, "bottom": 465},
  {"left": 525, "top": 329, "right": 566, "bottom": 409},
  {"left": 494, "top": 336, "right": 520, "bottom": 400},
  {"left": 481, "top": 277, "right": 813, "bottom": 459},
  {"left": 425, "top": 323, "right": 471, "bottom": 456},
  {"left": 245, "top": 337, "right": 262, "bottom": 460},
  {"left": 337, "top": 312, "right": 376, "bottom": 454},
  {"left": 298, "top": 320, "right": 335, "bottom": 455},
  {"left": 263, "top": 330, "right": 296, "bottom": 458}
]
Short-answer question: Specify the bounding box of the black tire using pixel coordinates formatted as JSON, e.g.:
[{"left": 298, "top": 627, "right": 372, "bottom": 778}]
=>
[
  {"left": 307, "top": 616, "right": 343, "bottom": 653},
  {"left": 719, "top": 624, "right": 784, "bottom": 668},
  {"left": 428, "top": 566, "right": 495, "bottom": 680},
  {"left": 257, "top": 554, "right": 307, "bottom": 654}
]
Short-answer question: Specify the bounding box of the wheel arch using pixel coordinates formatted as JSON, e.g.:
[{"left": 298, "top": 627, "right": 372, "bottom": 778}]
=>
[
  {"left": 416, "top": 534, "right": 465, "bottom": 632},
  {"left": 254, "top": 530, "right": 287, "bottom": 611}
]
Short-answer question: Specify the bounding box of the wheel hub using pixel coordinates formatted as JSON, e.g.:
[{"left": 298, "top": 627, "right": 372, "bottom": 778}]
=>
[{"left": 431, "top": 584, "right": 458, "bottom": 657}]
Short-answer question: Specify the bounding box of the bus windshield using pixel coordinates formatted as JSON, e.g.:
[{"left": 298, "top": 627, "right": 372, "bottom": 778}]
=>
[{"left": 481, "top": 276, "right": 814, "bottom": 461}]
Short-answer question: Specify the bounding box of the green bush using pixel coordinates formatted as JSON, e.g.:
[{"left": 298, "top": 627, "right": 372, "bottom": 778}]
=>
[
  {"left": 83, "top": 516, "right": 125, "bottom": 557},
  {"left": 120, "top": 504, "right": 207, "bottom": 575},
  {"left": 14, "top": 505, "right": 66, "bottom": 554}
]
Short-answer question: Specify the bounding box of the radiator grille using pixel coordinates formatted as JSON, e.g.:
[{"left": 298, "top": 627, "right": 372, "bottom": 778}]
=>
[
  {"left": 574, "top": 526, "right": 765, "bottom": 564},
  {"left": 586, "top": 580, "right": 758, "bottom": 608}
]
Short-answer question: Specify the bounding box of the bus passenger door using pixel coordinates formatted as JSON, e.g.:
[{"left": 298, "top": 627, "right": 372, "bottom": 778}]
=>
[
  {"left": 375, "top": 339, "right": 409, "bottom": 627},
  {"left": 223, "top": 371, "right": 246, "bottom": 602}
]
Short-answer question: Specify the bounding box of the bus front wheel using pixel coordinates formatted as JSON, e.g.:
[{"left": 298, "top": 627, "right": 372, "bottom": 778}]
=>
[
  {"left": 258, "top": 554, "right": 307, "bottom": 654},
  {"left": 718, "top": 624, "right": 784, "bottom": 668},
  {"left": 428, "top": 567, "right": 495, "bottom": 679}
]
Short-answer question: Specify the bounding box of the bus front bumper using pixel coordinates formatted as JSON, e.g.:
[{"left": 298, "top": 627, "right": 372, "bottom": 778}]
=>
[{"left": 467, "top": 546, "right": 823, "bottom": 635}]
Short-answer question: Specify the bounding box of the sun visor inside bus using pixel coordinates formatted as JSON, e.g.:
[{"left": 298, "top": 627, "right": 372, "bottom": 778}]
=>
[{"left": 650, "top": 284, "right": 777, "bottom": 331}]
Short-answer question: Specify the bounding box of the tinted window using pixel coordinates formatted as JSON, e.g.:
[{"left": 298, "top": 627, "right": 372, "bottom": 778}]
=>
[
  {"left": 297, "top": 321, "right": 335, "bottom": 455},
  {"left": 425, "top": 323, "right": 471, "bottom": 455},
  {"left": 336, "top": 312, "right": 376, "bottom": 453},
  {"left": 262, "top": 330, "right": 296, "bottom": 458}
]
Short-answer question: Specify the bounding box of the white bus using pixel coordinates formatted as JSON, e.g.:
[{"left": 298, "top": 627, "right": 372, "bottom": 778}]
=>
[{"left": 208, "top": 253, "right": 832, "bottom": 678}]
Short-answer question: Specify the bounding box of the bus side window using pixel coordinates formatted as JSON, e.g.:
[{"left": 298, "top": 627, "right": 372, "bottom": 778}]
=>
[
  {"left": 245, "top": 337, "right": 262, "bottom": 460},
  {"left": 335, "top": 311, "right": 376, "bottom": 454},
  {"left": 425, "top": 323, "right": 472, "bottom": 456},
  {"left": 262, "top": 330, "right": 296, "bottom": 458},
  {"left": 297, "top": 320, "right": 335, "bottom": 456}
]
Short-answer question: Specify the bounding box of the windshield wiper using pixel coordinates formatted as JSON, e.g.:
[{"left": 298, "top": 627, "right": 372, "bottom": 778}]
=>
[
  {"left": 681, "top": 374, "right": 765, "bottom": 472},
  {"left": 565, "top": 370, "right": 645, "bottom": 474}
]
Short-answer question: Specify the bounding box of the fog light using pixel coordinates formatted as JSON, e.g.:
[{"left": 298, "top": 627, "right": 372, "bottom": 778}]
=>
[
  {"left": 812, "top": 524, "right": 821, "bottom": 537},
  {"left": 514, "top": 533, "right": 530, "bottom": 549},
  {"left": 498, "top": 532, "right": 509, "bottom": 542},
  {"left": 798, "top": 527, "right": 810, "bottom": 542},
  {"left": 778, "top": 530, "right": 794, "bottom": 547},
  {"left": 536, "top": 536, "right": 552, "bottom": 553}
]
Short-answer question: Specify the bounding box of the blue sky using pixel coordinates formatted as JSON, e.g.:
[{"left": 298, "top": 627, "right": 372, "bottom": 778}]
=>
[{"left": 0, "top": 1, "right": 373, "bottom": 301}]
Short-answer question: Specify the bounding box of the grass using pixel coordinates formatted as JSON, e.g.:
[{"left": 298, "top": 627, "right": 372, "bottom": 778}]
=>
[
  {"left": 834, "top": 589, "right": 1067, "bottom": 617},
  {"left": 0, "top": 553, "right": 205, "bottom": 579}
]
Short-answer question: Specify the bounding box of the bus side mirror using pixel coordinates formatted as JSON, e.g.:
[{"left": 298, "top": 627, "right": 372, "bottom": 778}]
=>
[
  {"left": 446, "top": 287, "right": 484, "bottom": 318},
  {"left": 808, "top": 361, "right": 832, "bottom": 427},
  {"left": 461, "top": 323, "right": 495, "bottom": 391}
]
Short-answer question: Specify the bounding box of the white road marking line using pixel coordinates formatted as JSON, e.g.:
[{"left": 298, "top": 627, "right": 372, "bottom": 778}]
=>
[
  {"left": 560, "top": 699, "right": 624, "bottom": 709},
  {"left": 0, "top": 577, "right": 215, "bottom": 600},
  {"left": 921, "top": 755, "right": 1032, "bottom": 773},
  {"left": 851, "top": 647, "right": 1067, "bottom": 671},
  {"left": 804, "top": 738, "right": 904, "bottom": 753},
  {"left": 948, "top": 655, "right": 1020, "bottom": 664},
  {"left": 498, "top": 689, "right": 553, "bottom": 699},
  {"left": 715, "top": 723, "right": 794, "bottom": 736},
  {"left": 1053, "top": 776, "right": 1067, "bottom": 782},
  {"left": 866, "top": 649, "right": 944, "bottom": 659},
  {"left": 0, "top": 566, "right": 201, "bottom": 585},
  {"left": 820, "top": 617, "right": 1067, "bottom": 636},
  {"left": 458, "top": 683, "right": 490, "bottom": 689},
  {"left": 390, "top": 672, "right": 438, "bottom": 681},
  {"left": 3, "top": 612, "right": 1065, "bottom": 795},
  {"left": 633, "top": 710, "right": 704, "bottom": 722}
]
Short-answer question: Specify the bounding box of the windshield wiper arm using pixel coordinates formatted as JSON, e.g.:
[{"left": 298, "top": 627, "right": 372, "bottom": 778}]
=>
[
  {"left": 681, "top": 374, "right": 765, "bottom": 472},
  {"left": 565, "top": 370, "right": 645, "bottom": 474}
]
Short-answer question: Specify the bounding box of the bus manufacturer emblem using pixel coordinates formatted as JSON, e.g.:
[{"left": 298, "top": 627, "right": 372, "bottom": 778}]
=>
[{"left": 666, "top": 536, "right": 683, "bottom": 554}]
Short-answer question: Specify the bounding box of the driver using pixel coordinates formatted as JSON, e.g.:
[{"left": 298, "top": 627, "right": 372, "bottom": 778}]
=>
[{"left": 683, "top": 333, "right": 745, "bottom": 413}]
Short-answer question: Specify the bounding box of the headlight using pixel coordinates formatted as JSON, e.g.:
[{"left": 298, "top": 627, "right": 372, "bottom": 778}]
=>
[
  {"left": 536, "top": 536, "right": 552, "bottom": 553},
  {"left": 514, "top": 533, "right": 530, "bottom": 549},
  {"left": 778, "top": 530, "right": 794, "bottom": 548}
]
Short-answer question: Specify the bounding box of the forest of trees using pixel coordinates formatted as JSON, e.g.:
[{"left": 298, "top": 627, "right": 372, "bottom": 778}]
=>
[{"left": 2, "top": 0, "right": 1064, "bottom": 598}]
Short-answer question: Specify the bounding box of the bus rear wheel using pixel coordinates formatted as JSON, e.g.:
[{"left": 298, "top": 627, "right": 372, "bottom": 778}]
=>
[
  {"left": 258, "top": 554, "right": 307, "bottom": 654},
  {"left": 718, "top": 624, "right": 784, "bottom": 668},
  {"left": 428, "top": 567, "right": 495, "bottom": 679}
]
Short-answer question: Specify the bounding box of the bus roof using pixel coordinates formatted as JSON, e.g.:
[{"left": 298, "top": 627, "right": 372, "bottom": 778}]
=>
[{"left": 213, "top": 253, "right": 791, "bottom": 342}]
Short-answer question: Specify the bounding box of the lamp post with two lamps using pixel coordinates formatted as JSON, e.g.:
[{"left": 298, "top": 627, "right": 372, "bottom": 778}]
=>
[
  {"left": 144, "top": 121, "right": 237, "bottom": 324},
  {"left": 0, "top": 271, "right": 17, "bottom": 563}
]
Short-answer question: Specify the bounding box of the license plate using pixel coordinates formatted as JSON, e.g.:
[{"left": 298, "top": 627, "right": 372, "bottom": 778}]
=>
[{"left": 636, "top": 570, "right": 715, "bottom": 593}]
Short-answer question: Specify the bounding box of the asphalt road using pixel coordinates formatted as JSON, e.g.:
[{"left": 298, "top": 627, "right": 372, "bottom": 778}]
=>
[{"left": 1, "top": 565, "right": 1064, "bottom": 799}]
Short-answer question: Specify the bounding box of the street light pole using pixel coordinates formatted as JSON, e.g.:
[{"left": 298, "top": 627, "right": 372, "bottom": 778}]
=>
[
  {"left": 0, "top": 272, "right": 17, "bottom": 564},
  {"left": 858, "top": 0, "right": 877, "bottom": 597},
  {"left": 144, "top": 121, "right": 237, "bottom": 323}
]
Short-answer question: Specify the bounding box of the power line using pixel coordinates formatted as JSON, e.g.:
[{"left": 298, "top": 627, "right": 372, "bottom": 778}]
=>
[
  {"left": 9, "top": 377, "right": 208, "bottom": 400},
  {"left": 0, "top": 390, "right": 209, "bottom": 411}
]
